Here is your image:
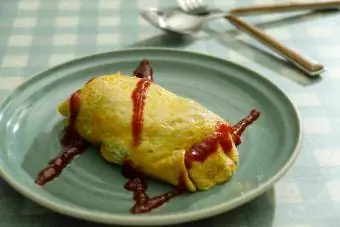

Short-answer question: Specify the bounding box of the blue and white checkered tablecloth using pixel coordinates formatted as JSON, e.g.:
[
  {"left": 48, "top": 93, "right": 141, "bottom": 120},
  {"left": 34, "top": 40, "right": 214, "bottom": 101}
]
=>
[{"left": 1, "top": 0, "right": 340, "bottom": 226}]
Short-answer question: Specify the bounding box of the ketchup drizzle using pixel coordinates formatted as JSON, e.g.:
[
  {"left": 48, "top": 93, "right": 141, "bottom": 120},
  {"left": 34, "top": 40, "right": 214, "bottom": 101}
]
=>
[
  {"left": 131, "top": 79, "right": 152, "bottom": 147},
  {"left": 35, "top": 90, "right": 87, "bottom": 186},
  {"left": 122, "top": 162, "right": 185, "bottom": 214},
  {"left": 184, "top": 109, "right": 260, "bottom": 169},
  {"left": 232, "top": 109, "right": 260, "bottom": 146},
  {"left": 133, "top": 59, "right": 154, "bottom": 81},
  {"left": 184, "top": 123, "right": 233, "bottom": 169}
]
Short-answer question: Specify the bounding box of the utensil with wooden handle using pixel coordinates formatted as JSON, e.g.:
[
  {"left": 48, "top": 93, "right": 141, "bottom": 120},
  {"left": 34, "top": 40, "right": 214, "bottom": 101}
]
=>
[
  {"left": 230, "top": 0, "right": 340, "bottom": 15},
  {"left": 226, "top": 14, "right": 324, "bottom": 76},
  {"left": 177, "top": 0, "right": 340, "bottom": 15},
  {"left": 139, "top": 8, "right": 325, "bottom": 76}
]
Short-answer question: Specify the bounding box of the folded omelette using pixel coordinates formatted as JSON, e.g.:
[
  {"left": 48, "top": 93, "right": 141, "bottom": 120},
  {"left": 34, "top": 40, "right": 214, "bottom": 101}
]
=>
[{"left": 58, "top": 73, "right": 240, "bottom": 192}]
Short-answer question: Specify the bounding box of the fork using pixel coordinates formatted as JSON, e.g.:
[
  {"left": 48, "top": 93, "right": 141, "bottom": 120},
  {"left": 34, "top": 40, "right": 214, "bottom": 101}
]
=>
[{"left": 177, "top": 0, "right": 340, "bottom": 15}]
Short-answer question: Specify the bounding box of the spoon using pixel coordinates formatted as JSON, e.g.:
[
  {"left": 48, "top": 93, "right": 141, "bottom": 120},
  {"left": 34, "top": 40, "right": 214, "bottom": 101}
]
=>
[{"left": 139, "top": 8, "right": 324, "bottom": 76}]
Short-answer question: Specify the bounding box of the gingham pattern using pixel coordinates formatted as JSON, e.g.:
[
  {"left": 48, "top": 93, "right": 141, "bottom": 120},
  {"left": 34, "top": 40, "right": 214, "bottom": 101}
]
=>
[{"left": 1, "top": 0, "right": 340, "bottom": 226}]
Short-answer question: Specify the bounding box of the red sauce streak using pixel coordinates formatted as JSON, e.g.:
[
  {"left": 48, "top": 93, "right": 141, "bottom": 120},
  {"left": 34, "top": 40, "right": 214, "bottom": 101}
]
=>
[
  {"left": 184, "top": 123, "right": 233, "bottom": 169},
  {"left": 131, "top": 79, "right": 152, "bottom": 147},
  {"left": 133, "top": 59, "right": 154, "bottom": 81},
  {"left": 122, "top": 162, "right": 185, "bottom": 214},
  {"left": 232, "top": 109, "right": 260, "bottom": 146},
  {"left": 184, "top": 109, "right": 260, "bottom": 169},
  {"left": 35, "top": 91, "right": 87, "bottom": 186}
]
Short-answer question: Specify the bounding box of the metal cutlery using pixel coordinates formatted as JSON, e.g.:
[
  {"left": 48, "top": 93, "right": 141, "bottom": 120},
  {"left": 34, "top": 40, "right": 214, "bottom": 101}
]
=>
[
  {"left": 177, "top": 0, "right": 340, "bottom": 15},
  {"left": 139, "top": 8, "right": 325, "bottom": 76},
  {"left": 226, "top": 15, "right": 324, "bottom": 76}
]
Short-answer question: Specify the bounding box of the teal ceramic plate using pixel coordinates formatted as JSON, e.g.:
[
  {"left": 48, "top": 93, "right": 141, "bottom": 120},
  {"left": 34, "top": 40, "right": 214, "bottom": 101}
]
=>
[{"left": 0, "top": 48, "right": 301, "bottom": 226}]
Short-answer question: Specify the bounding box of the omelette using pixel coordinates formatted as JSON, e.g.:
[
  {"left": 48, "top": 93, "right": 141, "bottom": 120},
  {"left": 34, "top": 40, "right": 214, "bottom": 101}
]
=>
[{"left": 55, "top": 60, "right": 259, "bottom": 192}]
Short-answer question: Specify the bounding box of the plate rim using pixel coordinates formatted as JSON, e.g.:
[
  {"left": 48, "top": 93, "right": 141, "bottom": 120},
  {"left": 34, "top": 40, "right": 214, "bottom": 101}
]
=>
[{"left": 0, "top": 47, "right": 302, "bottom": 226}]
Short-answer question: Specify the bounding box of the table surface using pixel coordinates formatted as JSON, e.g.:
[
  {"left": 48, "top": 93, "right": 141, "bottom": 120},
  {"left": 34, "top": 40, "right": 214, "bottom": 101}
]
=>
[{"left": 1, "top": 0, "right": 340, "bottom": 226}]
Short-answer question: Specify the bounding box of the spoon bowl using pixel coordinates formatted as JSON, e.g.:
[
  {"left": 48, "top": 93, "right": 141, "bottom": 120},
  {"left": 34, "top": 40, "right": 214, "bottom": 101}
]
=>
[{"left": 139, "top": 8, "right": 213, "bottom": 35}]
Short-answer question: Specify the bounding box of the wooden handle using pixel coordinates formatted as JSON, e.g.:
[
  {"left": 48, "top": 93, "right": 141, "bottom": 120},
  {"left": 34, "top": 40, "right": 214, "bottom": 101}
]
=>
[
  {"left": 226, "top": 15, "right": 324, "bottom": 76},
  {"left": 230, "top": 0, "right": 340, "bottom": 15}
]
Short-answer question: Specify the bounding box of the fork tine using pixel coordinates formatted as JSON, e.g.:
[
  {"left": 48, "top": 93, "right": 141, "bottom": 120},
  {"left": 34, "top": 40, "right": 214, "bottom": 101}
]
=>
[
  {"left": 177, "top": 0, "right": 208, "bottom": 14},
  {"left": 176, "top": 0, "right": 188, "bottom": 12},
  {"left": 177, "top": 0, "right": 193, "bottom": 11},
  {"left": 182, "top": 0, "right": 208, "bottom": 14},
  {"left": 189, "top": 0, "right": 200, "bottom": 10},
  {"left": 188, "top": 0, "right": 196, "bottom": 10}
]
